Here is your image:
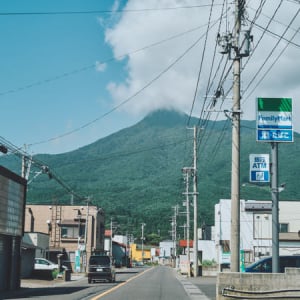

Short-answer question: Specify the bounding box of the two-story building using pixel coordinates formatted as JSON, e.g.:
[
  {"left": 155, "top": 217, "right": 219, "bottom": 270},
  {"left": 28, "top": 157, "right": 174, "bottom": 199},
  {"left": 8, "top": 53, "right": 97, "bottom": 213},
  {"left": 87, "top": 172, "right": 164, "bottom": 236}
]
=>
[
  {"left": 215, "top": 199, "right": 300, "bottom": 270},
  {"left": 24, "top": 204, "right": 105, "bottom": 272}
]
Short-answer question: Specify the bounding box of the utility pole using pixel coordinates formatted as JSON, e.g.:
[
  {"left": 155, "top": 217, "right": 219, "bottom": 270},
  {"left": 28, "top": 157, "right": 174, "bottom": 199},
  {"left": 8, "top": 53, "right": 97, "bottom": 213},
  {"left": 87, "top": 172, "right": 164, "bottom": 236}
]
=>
[
  {"left": 217, "top": 1, "right": 251, "bottom": 272},
  {"left": 141, "top": 223, "right": 146, "bottom": 263},
  {"left": 192, "top": 126, "right": 198, "bottom": 277},
  {"left": 182, "top": 167, "right": 191, "bottom": 276},
  {"left": 21, "top": 145, "right": 32, "bottom": 180},
  {"left": 271, "top": 142, "right": 279, "bottom": 273},
  {"left": 110, "top": 218, "right": 113, "bottom": 257},
  {"left": 230, "top": 0, "right": 242, "bottom": 273},
  {"left": 84, "top": 197, "right": 90, "bottom": 272},
  {"left": 171, "top": 205, "right": 179, "bottom": 266}
]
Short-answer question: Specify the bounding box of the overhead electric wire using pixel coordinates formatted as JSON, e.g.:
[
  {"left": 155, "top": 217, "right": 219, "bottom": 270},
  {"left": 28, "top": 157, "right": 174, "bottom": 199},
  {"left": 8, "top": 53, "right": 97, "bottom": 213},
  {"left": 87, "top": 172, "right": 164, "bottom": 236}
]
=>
[
  {"left": 193, "top": 0, "right": 231, "bottom": 159},
  {"left": 0, "top": 136, "right": 86, "bottom": 201},
  {"left": 28, "top": 24, "right": 213, "bottom": 148},
  {"left": 184, "top": 0, "right": 232, "bottom": 168},
  {"left": 56, "top": 136, "right": 194, "bottom": 167},
  {"left": 0, "top": 23, "right": 210, "bottom": 97},
  {"left": 242, "top": 0, "right": 283, "bottom": 73},
  {"left": 242, "top": 6, "right": 300, "bottom": 99},
  {"left": 184, "top": 0, "right": 228, "bottom": 170},
  {"left": 197, "top": 1, "right": 223, "bottom": 128},
  {"left": 186, "top": 0, "right": 233, "bottom": 170},
  {"left": 243, "top": 24, "right": 300, "bottom": 104},
  {"left": 217, "top": 0, "right": 268, "bottom": 101},
  {"left": 251, "top": 22, "right": 300, "bottom": 49},
  {"left": 0, "top": 4, "right": 223, "bottom": 16},
  {"left": 248, "top": 3, "right": 299, "bottom": 33},
  {"left": 187, "top": 0, "right": 217, "bottom": 126},
  {"left": 181, "top": 4, "right": 230, "bottom": 167}
]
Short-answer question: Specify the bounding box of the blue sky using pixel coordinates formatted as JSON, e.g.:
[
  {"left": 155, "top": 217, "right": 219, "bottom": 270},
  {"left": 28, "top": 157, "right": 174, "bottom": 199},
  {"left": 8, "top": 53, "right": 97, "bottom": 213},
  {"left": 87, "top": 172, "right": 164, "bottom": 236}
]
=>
[
  {"left": 1, "top": 0, "right": 135, "bottom": 154},
  {"left": 1, "top": 0, "right": 300, "bottom": 154}
]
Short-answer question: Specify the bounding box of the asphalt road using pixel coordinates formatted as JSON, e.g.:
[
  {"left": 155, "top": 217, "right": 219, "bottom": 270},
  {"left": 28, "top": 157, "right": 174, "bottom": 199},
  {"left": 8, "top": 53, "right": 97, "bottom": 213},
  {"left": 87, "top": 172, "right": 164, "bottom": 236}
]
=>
[
  {"left": 1, "top": 266, "right": 216, "bottom": 300},
  {"left": 95, "top": 266, "right": 194, "bottom": 300}
]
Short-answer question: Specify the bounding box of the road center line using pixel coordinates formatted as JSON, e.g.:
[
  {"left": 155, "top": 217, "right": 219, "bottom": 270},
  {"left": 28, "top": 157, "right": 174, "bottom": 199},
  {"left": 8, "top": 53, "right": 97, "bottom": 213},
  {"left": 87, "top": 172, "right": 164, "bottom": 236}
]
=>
[{"left": 91, "top": 268, "right": 153, "bottom": 300}]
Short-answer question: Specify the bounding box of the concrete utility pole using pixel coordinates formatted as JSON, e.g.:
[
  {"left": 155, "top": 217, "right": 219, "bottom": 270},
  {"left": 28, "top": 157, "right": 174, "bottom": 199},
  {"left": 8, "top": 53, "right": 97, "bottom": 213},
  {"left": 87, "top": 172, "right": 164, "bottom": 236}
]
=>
[
  {"left": 217, "top": 0, "right": 251, "bottom": 272},
  {"left": 230, "top": 0, "right": 242, "bottom": 273},
  {"left": 172, "top": 205, "right": 178, "bottom": 259},
  {"left": 84, "top": 197, "right": 90, "bottom": 272},
  {"left": 182, "top": 167, "right": 192, "bottom": 276},
  {"left": 271, "top": 142, "right": 279, "bottom": 273},
  {"left": 192, "top": 126, "right": 198, "bottom": 277},
  {"left": 21, "top": 145, "right": 32, "bottom": 180},
  {"left": 141, "top": 223, "right": 146, "bottom": 262},
  {"left": 110, "top": 218, "right": 113, "bottom": 257}
]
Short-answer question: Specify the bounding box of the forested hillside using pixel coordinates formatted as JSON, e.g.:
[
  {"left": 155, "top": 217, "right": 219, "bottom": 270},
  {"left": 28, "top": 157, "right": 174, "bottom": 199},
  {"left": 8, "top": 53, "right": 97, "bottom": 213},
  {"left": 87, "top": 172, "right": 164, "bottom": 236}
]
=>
[{"left": 1, "top": 109, "right": 300, "bottom": 239}]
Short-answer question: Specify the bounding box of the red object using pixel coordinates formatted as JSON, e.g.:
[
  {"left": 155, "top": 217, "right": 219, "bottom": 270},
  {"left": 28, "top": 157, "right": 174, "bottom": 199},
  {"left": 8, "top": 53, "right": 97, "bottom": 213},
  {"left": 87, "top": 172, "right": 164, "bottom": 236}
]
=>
[{"left": 179, "top": 240, "right": 193, "bottom": 247}]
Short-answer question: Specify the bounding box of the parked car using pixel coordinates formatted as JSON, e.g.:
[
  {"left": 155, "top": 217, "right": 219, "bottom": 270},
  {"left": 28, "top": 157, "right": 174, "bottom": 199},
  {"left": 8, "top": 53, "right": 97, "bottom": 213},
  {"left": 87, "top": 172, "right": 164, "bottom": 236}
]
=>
[
  {"left": 34, "top": 258, "right": 58, "bottom": 271},
  {"left": 245, "top": 255, "right": 300, "bottom": 273},
  {"left": 88, "top": 255, "right": 116, "bottom": 283}
]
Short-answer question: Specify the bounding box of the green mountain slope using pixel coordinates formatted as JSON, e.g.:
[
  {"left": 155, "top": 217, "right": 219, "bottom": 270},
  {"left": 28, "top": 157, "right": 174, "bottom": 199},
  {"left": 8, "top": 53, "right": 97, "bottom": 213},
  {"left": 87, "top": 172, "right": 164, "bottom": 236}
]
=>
[{"left": 1, "top": 109, "right": 300, "bottom": 239}]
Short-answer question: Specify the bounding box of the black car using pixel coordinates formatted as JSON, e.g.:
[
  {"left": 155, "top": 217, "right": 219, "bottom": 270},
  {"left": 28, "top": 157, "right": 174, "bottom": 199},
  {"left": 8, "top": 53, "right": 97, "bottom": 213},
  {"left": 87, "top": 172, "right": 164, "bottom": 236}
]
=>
[{"left": 88, "top": 255, "right": 116, "bottom": 283}]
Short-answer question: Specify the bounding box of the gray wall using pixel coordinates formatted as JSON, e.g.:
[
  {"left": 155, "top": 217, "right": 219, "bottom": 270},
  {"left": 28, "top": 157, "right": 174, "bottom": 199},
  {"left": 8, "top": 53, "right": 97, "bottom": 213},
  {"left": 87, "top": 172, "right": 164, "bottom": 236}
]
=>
[{"left": 217, "top": 268, "right": 300, "bottom": 299}]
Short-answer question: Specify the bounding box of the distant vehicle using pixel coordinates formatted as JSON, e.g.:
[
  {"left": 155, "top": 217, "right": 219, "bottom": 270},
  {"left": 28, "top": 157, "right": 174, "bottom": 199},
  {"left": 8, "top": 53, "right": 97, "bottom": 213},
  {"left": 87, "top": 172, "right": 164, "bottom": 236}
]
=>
[
  {"left": 245, "top": 255, "right": 300, "bottom": 273},
  {"left": 88, "top": 255, "right": 116, "bottom": 283},
  {"left": 34, "top": 258, "right": 58, "bottom": 271}
]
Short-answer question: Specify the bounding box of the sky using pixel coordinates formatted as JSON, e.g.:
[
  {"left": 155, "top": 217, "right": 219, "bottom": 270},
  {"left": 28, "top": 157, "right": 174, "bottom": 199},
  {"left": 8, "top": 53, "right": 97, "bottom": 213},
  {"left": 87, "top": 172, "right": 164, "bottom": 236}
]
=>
[{"left": 1, "top": 0, "right": 300, "bottom": 155}]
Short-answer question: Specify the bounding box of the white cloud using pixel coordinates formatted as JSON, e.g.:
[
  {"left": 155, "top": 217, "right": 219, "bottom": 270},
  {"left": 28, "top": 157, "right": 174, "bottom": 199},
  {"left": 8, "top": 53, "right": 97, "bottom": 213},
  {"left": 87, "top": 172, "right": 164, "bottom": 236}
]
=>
[{"left": 104, "top": 0, "right": 300, "bottom": 131}]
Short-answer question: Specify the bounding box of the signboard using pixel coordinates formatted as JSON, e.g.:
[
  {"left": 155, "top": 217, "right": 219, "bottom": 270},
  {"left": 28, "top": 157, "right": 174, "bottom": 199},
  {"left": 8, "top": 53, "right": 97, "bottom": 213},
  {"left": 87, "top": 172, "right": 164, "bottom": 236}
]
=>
[
  {"left": 0, "top": 165, "right": 27, "bottom": 236},
  {"left": 75, "top": 250, "right": 81, "bottom": 272},
  {"left": 249, "top": 154, "right": 270, "bottom": 183},
  {"left": 256, "top": 97, "right": 293, "bottom": 142}
]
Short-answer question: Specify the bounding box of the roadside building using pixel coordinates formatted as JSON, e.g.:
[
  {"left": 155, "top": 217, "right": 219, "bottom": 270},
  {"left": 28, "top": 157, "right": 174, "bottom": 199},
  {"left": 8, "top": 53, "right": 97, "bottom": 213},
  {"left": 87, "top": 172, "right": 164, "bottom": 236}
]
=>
[
  {"left": 0, "top": 165, "right": 27, "bottom": 291},
  {"left": 130, "top": 243, "right": 152, "bottom": 263},
  {"left": 24, "top": 204, "right": 105, "bottom": 272},
  {"left": 215, "top": 199, "right": 300, "bottom": 270}
]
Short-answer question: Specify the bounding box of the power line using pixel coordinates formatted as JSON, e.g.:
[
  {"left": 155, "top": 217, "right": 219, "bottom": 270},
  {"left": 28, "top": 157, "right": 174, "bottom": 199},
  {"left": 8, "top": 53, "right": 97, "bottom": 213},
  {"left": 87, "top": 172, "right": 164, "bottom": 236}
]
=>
[
  {"left": 243, "top": 25, "right": 300, "bottom": 103},
  {"left": 28, "top": 28, "right": 207, "bottom": 148},
  {"left": 0, "top": 137, "right": 86, "bottom": 201},
  {"left": 0, "top": 4, "right": 223, "bottom": 16},
  {"left": 187, "top": 0, "right": 216, "bottom": 126},
  {"left": 242, "top": 6, "right": 300, "bottom": 99},
  {"left": 251, "top": 21, "right": 300, "bottom": 49},
  {"left": 0, "top": 24, "right": 208, "bottom": 97}
]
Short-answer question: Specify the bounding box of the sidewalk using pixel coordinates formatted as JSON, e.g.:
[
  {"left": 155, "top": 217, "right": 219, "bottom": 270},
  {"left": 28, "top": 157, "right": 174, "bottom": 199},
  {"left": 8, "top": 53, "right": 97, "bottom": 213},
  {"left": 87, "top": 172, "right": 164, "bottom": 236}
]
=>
[
  {"left": 21, "top": 272, "right": 86, "bottom": 288},
  {"left": 175, "top": 269, "right": 216, "bottom": 300},
  {"left": 1, "top": 272, "right": 86, "bottom": 300},
  {"left": 175, "top": 270, "right": 210, "bottom": 300}
]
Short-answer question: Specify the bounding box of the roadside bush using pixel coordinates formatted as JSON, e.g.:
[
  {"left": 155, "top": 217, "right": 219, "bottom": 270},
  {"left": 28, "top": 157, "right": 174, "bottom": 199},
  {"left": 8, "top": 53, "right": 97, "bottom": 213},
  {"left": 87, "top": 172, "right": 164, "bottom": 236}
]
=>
[
  {"left": 202, "top": 259, "right": 217, "bottom": 267},
  {"left": 52, "top": 269, "right": 59, "bottom": 279}
]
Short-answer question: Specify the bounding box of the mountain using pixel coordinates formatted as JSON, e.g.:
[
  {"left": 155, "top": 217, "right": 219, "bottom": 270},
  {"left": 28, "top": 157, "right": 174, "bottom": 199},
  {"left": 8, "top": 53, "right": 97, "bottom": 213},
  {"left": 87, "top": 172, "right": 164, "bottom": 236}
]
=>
[{"left": 1, "top": 109, "right": 300, "bottom": 239}]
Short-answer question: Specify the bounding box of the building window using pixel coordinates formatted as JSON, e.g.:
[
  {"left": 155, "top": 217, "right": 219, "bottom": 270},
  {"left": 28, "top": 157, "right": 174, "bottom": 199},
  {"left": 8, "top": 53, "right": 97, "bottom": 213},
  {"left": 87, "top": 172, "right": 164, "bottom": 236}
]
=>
[
  {"left": 61, "top": 225, "right": 85, "bottom": 238},
  {"left": 279, "top": 223, "right": 288, "bottom": 233}
]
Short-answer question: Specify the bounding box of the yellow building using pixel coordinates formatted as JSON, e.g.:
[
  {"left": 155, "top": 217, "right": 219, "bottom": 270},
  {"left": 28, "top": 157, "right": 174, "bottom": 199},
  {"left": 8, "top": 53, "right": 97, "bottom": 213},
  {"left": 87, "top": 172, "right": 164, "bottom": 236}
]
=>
[{"left": 130, "top": 243, "right": 152, "bottom": 262}]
